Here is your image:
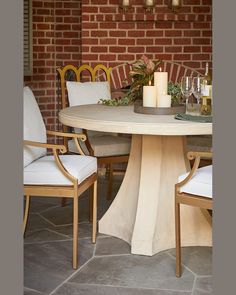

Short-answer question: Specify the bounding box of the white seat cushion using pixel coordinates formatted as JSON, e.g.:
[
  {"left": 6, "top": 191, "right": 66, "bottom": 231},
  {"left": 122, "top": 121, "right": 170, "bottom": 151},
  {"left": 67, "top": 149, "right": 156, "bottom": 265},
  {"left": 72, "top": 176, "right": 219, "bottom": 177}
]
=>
[
  {"left": 24, "top": 86, "right": 47, "bottom": 167},
  {"left": 68, "top": 135, "right": 131, "bottom": 157},
  {"left": 66, "top": 81, "right": 115, "bottom": 137},
  {"left": 178, "top": 165, "right": 212, "bottom": 198},
  {"left": 24, "top": 155, "right": 97, "bottom": 186},
  {"left": 66, "top": 81, "right": 111, "bottom": 106}
]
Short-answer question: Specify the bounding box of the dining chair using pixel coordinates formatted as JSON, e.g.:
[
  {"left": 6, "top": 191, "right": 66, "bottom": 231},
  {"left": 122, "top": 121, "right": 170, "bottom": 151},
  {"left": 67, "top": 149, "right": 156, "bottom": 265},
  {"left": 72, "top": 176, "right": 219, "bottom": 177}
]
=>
[
  {"left": 23, "top": 86, "right": 97, "bottom": 269},
  {"left": 57, "top": 64, "right": 131, "bottom": 200},
  {"left": 175, "top": 151, "right": 212, "bottom": 277}
]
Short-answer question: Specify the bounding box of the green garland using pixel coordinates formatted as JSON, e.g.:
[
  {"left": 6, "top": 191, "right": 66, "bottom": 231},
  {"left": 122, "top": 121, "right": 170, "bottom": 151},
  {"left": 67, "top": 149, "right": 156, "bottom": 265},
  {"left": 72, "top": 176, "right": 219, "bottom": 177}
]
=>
[{"left": 99, "top": 81, "right": 182, "bottom": 106}]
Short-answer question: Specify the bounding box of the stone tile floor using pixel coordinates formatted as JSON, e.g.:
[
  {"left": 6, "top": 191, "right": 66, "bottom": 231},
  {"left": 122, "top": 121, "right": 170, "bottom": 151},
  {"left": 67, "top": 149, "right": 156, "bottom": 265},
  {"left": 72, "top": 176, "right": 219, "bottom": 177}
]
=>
[{"left": 24, "top": 175, "right": 212, "bottom": 295}]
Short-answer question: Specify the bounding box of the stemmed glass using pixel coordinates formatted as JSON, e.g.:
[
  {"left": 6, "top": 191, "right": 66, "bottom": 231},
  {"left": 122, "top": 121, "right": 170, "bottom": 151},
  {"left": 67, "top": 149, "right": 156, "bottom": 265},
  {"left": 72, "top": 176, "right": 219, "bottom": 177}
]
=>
[
  {"left": 192, "top": 77, "right": 204, "bottom": 104},
  {"left": 180, "top": 76, "right": 193, "bottom": 104}
]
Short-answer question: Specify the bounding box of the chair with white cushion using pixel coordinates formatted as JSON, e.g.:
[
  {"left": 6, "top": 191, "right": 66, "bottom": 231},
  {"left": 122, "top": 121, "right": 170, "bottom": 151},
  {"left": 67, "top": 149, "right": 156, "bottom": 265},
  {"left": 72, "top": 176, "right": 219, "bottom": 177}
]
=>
[
  {"left": 175, "top": 151, "right": 213, "bottom": 277},
  {"left": 23, "top": 86, "right": 97, "bottom": 269},
  {"left": 57, "top": 64, "right": 131, "bottom": 200}
]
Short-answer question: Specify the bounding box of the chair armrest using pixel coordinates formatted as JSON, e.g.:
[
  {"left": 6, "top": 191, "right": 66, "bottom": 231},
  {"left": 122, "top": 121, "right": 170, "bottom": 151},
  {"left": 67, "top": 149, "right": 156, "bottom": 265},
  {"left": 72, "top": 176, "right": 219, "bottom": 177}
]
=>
[
  {"left": 46, "top": 130, "right": 87, "bottom": 155},
  {"left": 24, "top": 139, "right": 77, "bottom": 184},
  {"left": 176, "top": 151, "right": 213, "bottom": 190},
  {"left": 24, "top": 140, "right": 67, "bottom": 153},
  {"left": 46, "top": 130, "right": 86, "bottom": 141},
  {"left": 187, "top": 151, "right": 212, "bottom": 160}
]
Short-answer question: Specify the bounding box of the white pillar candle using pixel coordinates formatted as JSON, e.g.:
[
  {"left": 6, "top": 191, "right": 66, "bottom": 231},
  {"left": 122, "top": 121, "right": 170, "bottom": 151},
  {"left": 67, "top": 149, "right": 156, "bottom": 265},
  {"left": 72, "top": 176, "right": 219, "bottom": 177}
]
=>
[
  {"left": 154, "top": 70, "right": 168, "bottom": 104},
  {"left": 143, "top": 85, "right": 156, "bottom": 107},
  {"left": 157, "top": 94, "right": 171, "bottom": 108}
]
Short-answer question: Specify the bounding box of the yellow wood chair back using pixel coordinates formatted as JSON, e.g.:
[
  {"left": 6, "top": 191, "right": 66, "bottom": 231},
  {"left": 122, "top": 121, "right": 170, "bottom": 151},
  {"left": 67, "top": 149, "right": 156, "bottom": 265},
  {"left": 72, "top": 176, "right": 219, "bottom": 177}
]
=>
[{"left": 57, "top": 64, "right": 113, "bottom": 110}]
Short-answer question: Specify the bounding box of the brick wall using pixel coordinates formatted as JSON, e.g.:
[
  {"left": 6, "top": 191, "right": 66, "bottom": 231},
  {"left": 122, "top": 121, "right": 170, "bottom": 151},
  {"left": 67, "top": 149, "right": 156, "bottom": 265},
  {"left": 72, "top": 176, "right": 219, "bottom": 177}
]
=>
[
  {"left": 24, "top": 0, "right": 82, "bottom": 134},
  {"left": 82, "top": 0, "right": 212, "bottom": 75}
]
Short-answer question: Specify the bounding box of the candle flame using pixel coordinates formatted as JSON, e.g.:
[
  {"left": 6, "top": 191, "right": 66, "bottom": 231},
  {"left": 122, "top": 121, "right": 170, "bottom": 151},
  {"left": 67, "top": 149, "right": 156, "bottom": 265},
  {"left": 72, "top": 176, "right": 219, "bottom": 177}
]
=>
[
  {"left": 159, "top": 67, "right": 162, "bottom": 72},
  {"left": 148, "top": 80, "right": 151, "bottom": 86}
]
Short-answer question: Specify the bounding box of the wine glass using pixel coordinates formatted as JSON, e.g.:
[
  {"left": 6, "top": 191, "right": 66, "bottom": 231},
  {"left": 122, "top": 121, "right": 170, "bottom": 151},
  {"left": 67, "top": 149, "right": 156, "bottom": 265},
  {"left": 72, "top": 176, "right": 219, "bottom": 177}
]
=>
[
  {"left": 180, "top": 76, "right": 193, "bottom": 103},
  {"left": 192, "top": 76, "right": 204, "bottom": 104}
]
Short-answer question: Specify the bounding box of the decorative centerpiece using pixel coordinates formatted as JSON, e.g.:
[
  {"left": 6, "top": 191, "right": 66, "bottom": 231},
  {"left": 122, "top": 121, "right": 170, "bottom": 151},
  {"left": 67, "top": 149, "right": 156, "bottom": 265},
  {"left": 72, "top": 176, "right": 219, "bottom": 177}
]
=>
[{"left": 99, "top": 55, "right": 184, "bottom": 114}]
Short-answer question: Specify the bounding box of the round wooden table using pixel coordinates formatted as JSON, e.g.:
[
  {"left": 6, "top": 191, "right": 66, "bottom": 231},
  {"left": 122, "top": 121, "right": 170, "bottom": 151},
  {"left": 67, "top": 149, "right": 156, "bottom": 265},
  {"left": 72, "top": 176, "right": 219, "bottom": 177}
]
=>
[{"left": 59, "top": 104, "right": 212, "bottom": 256}]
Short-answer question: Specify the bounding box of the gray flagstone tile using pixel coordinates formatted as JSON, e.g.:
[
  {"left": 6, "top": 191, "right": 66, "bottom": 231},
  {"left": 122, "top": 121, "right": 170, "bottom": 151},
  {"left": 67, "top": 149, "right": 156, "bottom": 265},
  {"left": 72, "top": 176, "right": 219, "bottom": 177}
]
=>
[
  {"left": 53, "top": 282, "right": 192, "bottom": 295},
  {"left": 169, "top": 247, "right": 212, "bottom": 276},
  {"left": 26, "top": 214, "right": 52, "bottom": 232},
  {"left": 24, "top": 239, "right": 94, "bottom": 294},
  {"left": 53, "top": 222, "right": 98, "bottom": 239},
  {"left": 70, "top": 253, "right": 194, "bottom": 291},
  {"left": 192, "top": 276, "right": 213, "bottom": 294},
  {"left": 24, "top": 229, "right": 70, "bottom": 244},
  {"left": 24, "top": 288, "right": 46, "bottom": 295},
  {"left": 95, "top": 237, "right": 131, "bottom": 256}
]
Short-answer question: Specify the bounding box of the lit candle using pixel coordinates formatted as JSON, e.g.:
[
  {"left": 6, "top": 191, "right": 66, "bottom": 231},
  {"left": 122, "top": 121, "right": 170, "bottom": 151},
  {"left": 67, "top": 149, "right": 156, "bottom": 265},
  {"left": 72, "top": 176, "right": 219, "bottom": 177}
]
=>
[
  {"left": 143, "top": 81, "right": 156, "bottom": 107},
  {"left": 154, "top": 68, "right": 168, "bottom": 106},
  {"left": 158, "top": 94, "right": 171, "bottom": 108}
]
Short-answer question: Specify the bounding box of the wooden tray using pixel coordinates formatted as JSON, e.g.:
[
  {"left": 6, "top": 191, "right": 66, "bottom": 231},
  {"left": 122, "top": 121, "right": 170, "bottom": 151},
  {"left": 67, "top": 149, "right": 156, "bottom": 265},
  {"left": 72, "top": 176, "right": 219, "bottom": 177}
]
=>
[{"left": 134, "top": 100, "right": 186, "bottom": 115}]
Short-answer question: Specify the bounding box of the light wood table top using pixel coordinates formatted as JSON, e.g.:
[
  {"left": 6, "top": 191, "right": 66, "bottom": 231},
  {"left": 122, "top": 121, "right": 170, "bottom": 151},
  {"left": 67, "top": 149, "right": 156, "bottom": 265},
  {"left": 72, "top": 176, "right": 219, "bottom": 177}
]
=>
[{"left": 59, "top": 104, "right": 212, "bottom": 136}]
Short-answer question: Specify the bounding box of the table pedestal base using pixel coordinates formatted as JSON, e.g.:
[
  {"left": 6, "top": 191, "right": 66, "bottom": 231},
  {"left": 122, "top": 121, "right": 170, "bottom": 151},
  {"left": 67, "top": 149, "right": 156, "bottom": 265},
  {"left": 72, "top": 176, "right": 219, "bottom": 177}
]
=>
[{"left": 99, "top": 135, "right": 212, "bottom": 256}]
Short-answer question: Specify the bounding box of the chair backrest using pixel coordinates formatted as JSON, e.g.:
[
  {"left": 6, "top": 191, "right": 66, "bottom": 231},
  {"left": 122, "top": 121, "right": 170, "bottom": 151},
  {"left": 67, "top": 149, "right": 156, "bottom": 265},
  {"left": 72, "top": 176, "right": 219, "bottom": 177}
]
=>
[
  {"left": 160, "top": 61, "right": 202, "bottom": 83},
  {"left": 57, "top": 64, "right": 113, "bottom": 110},
  {"left": 24, "top": 86, "right": 46, "bottom": 167}
]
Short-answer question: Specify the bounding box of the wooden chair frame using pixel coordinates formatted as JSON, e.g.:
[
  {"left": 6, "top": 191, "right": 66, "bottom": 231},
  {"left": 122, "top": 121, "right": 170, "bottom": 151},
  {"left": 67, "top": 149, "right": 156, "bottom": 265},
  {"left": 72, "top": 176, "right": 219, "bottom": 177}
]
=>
[
  {"left": 24, "top": 130, "right": 97, "bottom": 269},
  {"left": 57, "top": 64, "right": 129, "bottom": 199},
  {"left": 175, "top": 151, "right": 213, "bottom": 277}
]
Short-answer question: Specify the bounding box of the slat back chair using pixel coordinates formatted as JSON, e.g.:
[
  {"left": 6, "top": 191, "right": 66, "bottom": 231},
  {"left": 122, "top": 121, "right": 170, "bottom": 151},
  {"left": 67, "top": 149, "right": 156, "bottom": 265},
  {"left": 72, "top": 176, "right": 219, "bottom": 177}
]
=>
[
  {"left": 175, "top": 151, "right": 213, "bottom": 277},
  {"left": 161, "top": 61, "right": 202, "bottom": 83},
  {"left": 57, "top": 64, "right": 131, "bottom": 200},
  {"left": 23, "top": 86, "right": 98, "bottom": 269}
]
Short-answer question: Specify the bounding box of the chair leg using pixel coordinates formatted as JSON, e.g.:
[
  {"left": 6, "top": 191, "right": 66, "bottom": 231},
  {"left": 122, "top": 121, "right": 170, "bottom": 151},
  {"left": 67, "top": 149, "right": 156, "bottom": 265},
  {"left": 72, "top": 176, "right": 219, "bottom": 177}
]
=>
[
  {"left": 72, "top": 194, "right": 79, "bottom": 269},
  {"left": 106, "top": 163, "right": 113, "bottom": 200},
  {"left": 89, "top": 187, "right": 93, "bottom": 222},
  {"left": 175, "top": 199, "right": 181, "bottom": 277},
  {"left": 92, "top": 181, "right": 97, "bottom": 244},
  {"left": 23, "top": 195, "right": 30, "bottom": 235},
  {"left": 61, "top": 197, "right": 67, "bottom": 207}
]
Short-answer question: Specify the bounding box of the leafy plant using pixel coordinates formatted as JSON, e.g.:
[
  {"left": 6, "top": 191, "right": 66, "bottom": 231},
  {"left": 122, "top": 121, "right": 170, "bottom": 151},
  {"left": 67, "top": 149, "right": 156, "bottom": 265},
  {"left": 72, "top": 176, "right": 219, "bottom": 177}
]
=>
[
  {"left": 99, "top": 55, "right": 162, "bottom": 106},
  {"left": 168, "top": 81, "right": 182, "bottom": 106}
]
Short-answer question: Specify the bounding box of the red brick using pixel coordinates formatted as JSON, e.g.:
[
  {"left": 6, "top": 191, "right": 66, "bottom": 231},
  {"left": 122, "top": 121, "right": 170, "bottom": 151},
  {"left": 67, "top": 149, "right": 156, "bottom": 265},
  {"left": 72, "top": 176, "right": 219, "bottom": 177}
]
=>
[
  {"left": 118, "top": 23, "right": 135, "bottom": 30},
  {"left": 155, "top": 39, "right": 172, "bottom": 45},
  {"left": 192, "top": 54, "right": 210, "bottom": 60},
  {"left": 109, "top": 31, "right": 126, "bottom": 37},
  {"left": 110, "top": 47, "right": 126, "bottom": 53},
  {"left": 184, "top": 46, "right": 201, "bottom": 52},
  {"left": 91, "top": 31, "right": 108, "bottom": 37},
  {"left": 174, "top": 38, "right": 191, "bottom": 45},
  {"left": 100, "top": 54, "right": 116, "bottom": 61},
  {"left": 100, "top": 38, "right": 117, "bottom": 45},
  {"left": 128, "top": 31, "right": 145, "bottom": 37},
  {"left": 128, "top": 47, "right": 146, "bottom": 53},
  {"left": 118, "top": 55, "right": 135, "bottom": 61},
  {"left": 165, "top": 30, "right": 182, "bottom": 37},
  {"left": 137, "top": 39, "right": 154, "bottom": 45},
  {"left": 165, "top": 47, "right": 182, "bottom": 53},
  {"left": 193, "top": 38, "right": 211, "bottom": 45},
  {"left": 118, "top": 39, "right": 135, "bottom": 46},
  {"left": 91, "top": 46, "right": 108, "bottom": 53},
  {"left": 173, "top": 54, "right": 191, "bottom": 60}
]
